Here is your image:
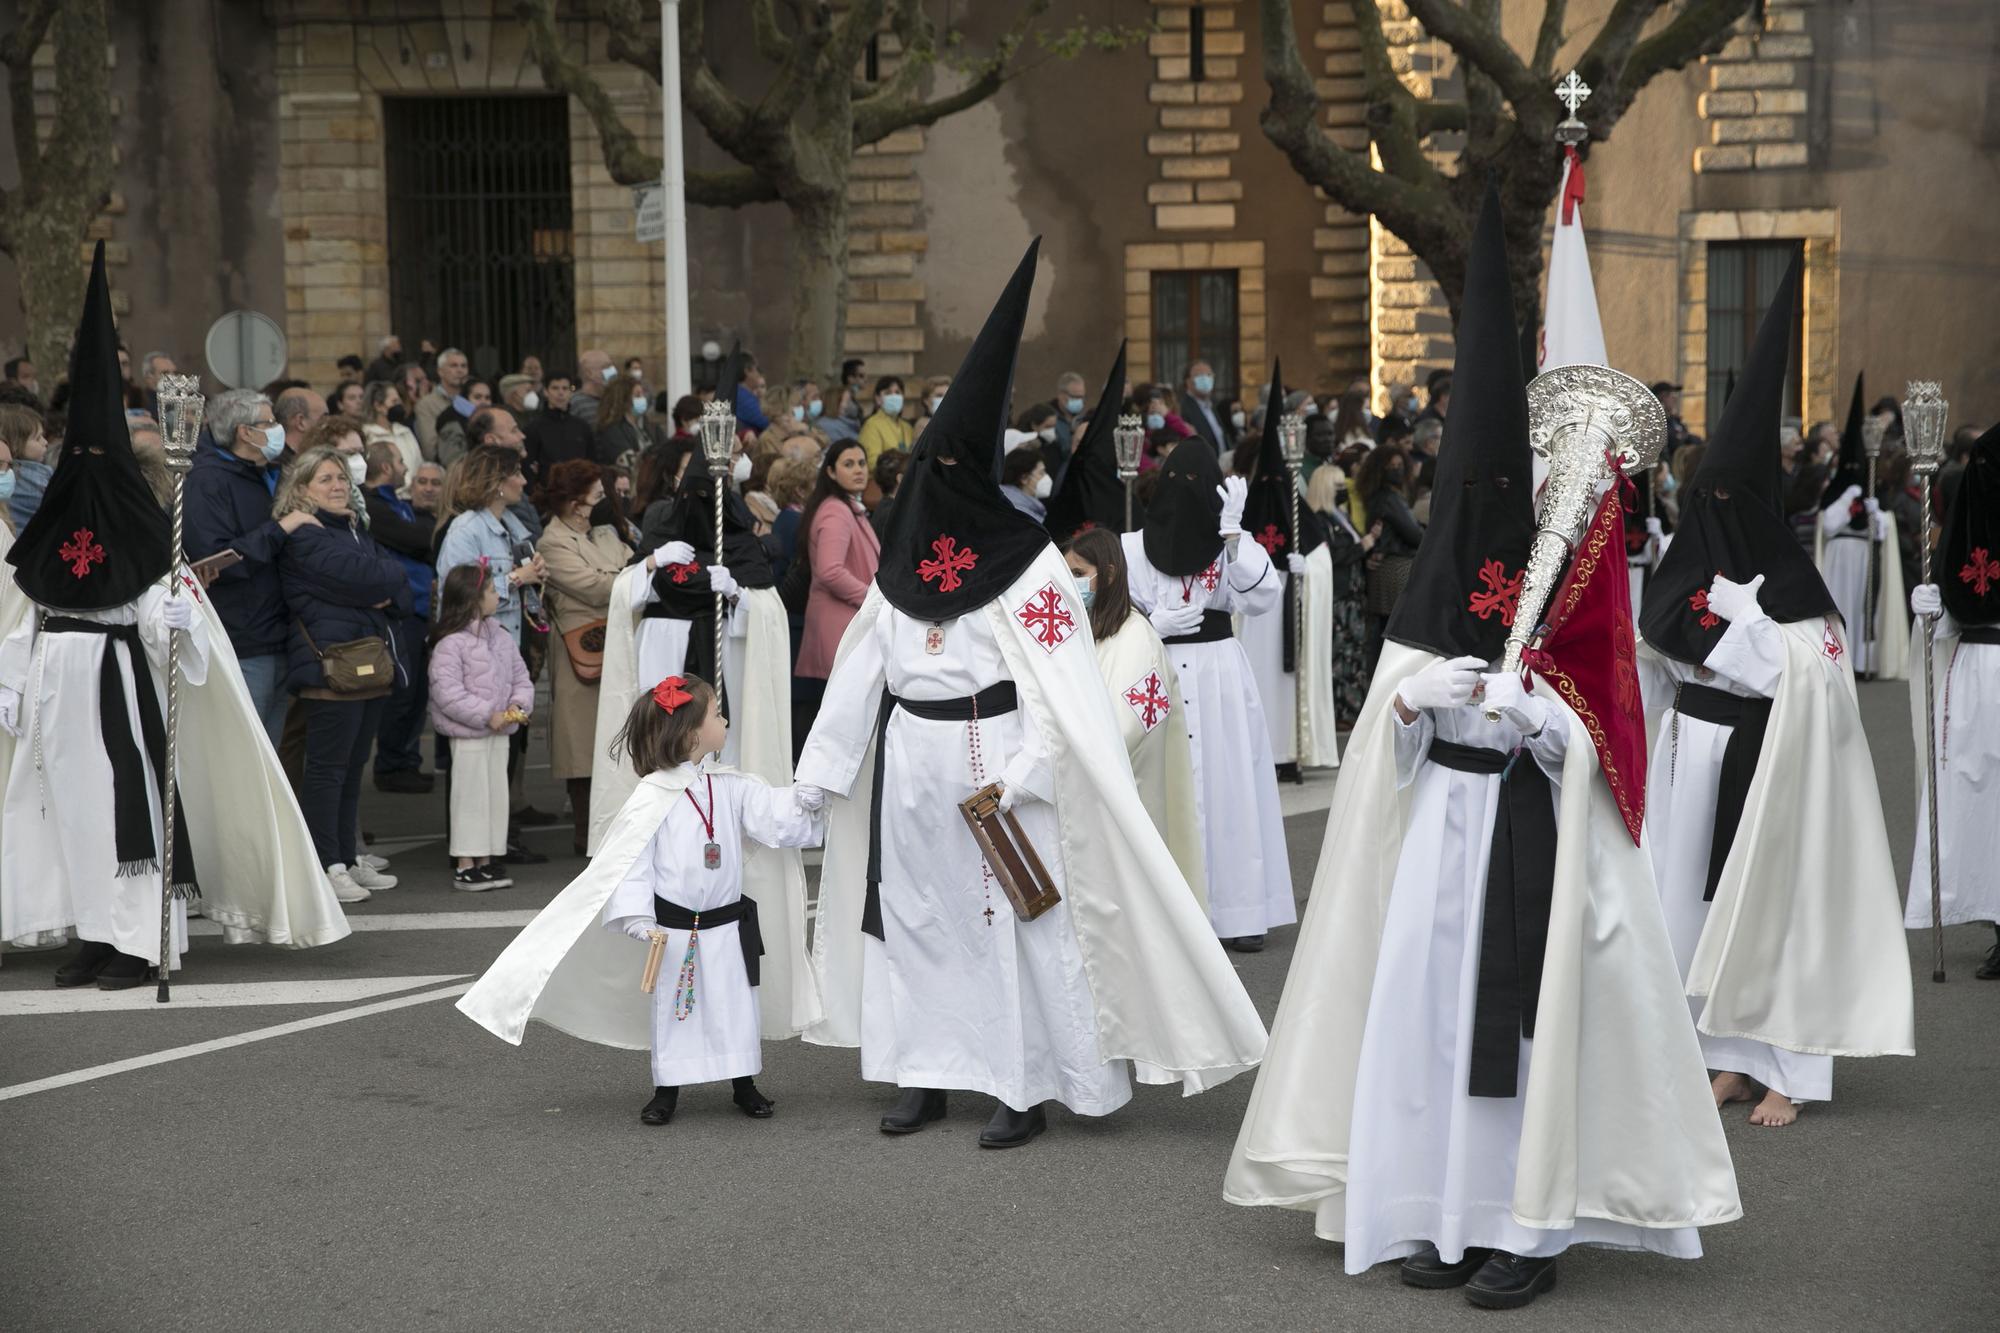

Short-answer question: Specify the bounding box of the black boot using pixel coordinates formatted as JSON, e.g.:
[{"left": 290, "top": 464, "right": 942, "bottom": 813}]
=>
[
  {"left": 879, "top": 1087, "right": 948, "bottom": 1134},
  {"left": 95, "top": 951, "right": 155, "bottom": 991},
  {"left": 53, "top": 940, "right": 116, "bottom": 988},
  {"left": 1223, "top": 934, "right": 1267, "bottom": 954},
  {"left": 1275, "top": 761, "right": 1302, "bottom": 785},
  {"left": 978, "top": 1101, "right": 1048, "bottom": 1149},
  {"left": 639, "top": 1086, "right": 679, "bottom": 1125},
  {"left": 1463, "top": 1252, "right": 1559, "bottom": 1310},
  {"left": 567, "top": 778, "right": 592, "bottom": 858},
  {"left": 1399, "top": 1244, "right": 1493, "bottom": 1289},
  {"left": 1977, "top": 924, "right": 2000, "bottom": 980},
  {"left": 731, "top": 1076, "right": 775, "bottom": 1118}
]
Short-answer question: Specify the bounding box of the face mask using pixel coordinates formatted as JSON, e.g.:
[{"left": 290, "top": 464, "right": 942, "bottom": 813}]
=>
[
  {"left": 453, "top": 395, "right": 477, "bottom": 417},
  {"left": 0, "top": 469, "right": 14, "bottom": 502},
  {"left": 627, "top": 367, "right": 643, "bottom": 380},
  {"left": 632, "top": 395, "right": 649, "bottom": 415},
  {"left": 259, "top": 424, "right": 286, "bottom": 462},
  {"left": 807, "top": 398, "right": 823, "bottom": 419},
  {"left": 601, "top": 365, "right": 618, "bottom": 383},
  {"left": 1076, "top": 573, "right": 1095, "bottom": 608},
  {"left": 928, "top": 396, "right": 944, "bottom": 414},
  {"left": 731, "top": 454, "right": 752, "bottom": 484},
  {"left": 346, "top": 454, "right": 367, "bottom": 484},
  {"left": 1037, "top": 425, "right": 1057, "bottom": 445},
  {"left": 1662, "top": 472, "right": 1679, "bottom": 495},
  {"left": 881, "top": 393, "right": 904, "bottom": 416},
  {"left": 522, "top": 391, "right": 540, "bottom": 412},
  {"left": 1302, "top": 401, "right": 1320, "bottom": 417},
  {"left": 387, "top": 405, "right": 409, "bottom": 426},
  {"left": 1230, "top": 410, "right": 1246, "bottom": 431},
  {"left": 1032, "top": 474, "right": 1053, "bottom": 499},
  {"left": 792, "top": 405, "right": 807, "bottom": 423},
  {"left": 1145, "top": 412, "right": 1165, "bottom": 431},
  {"left": 1064, "top": 396, "right": 1084, "bottom": 416},
  {"left": 1192, "top": 374, "right": 1214, "bottom": 395}
]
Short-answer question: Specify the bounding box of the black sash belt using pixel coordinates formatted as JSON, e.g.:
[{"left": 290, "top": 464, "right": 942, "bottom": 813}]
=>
[
  {"left": 863, "top": 681, "right": 1019, "bottom": 940},
  {"left": 1427, "top": 737, "right": 1557, "bottom": 1100},
  {"left": 1960, "top": 626, "right": 2000, "bottom": 645},
  {"left": 653, "top": 893, "right": 763, "bottom": 985},
  {"left": 1672, "top": 682, "right": 1775, "bottom": 902},
  {"left": 1162, "top": 610, "right": 1234, "bottom": 645},
  {"left": 42, "top": 616, "right": 199, "bottom": 897}
]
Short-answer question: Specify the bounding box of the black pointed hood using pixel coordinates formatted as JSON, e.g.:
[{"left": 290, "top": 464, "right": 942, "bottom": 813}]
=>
[
  {"left": 1044, "top": 341, "right": 1129, "bottom": 541},
  {"left": 9, "top": 242, "right": 173, "bottom": 611},
  {"left": 1820, "top": 372, "right": 1868, "bottom": 520},
  {"left": 1140, "top": 436, "right": 1225, "bottom": 577},
  {"left": 1239, "top": 358, "right": 1324, "bottom": 560},
  {"left": 875, "top": 239, "right": 1049, "bottom": 618},
  {"left": 655, "top": 447, "right": 773, "bottom": 591},
  {"left": 1384, "top": 185, "right": 1536, "bottom": 662},
  {"left": 1640, "top": 251, "right": 1834, "bottom": 664},
  {"left": 1941, "top": 420, "right": 2000, "bottom": 627}
]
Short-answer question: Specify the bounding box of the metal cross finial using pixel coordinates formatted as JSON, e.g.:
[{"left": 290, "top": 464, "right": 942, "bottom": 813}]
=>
[{"left": 1555, "top": 71, "right": 1591, "bottom": 117}]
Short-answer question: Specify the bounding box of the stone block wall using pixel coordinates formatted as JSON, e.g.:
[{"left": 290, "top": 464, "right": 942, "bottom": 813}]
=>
[
  {"left": 1310, "top": 4, "right": 1370, "bottom": 393},
  {"left": 1695, "top": 0, "right": 1813, "bottom": 172},
  {"left": 1367, "top": 2, "right": 1456, "bottom": 416},
  {"left": 842, "top": 19, "right": 928, "bottom": 379}
]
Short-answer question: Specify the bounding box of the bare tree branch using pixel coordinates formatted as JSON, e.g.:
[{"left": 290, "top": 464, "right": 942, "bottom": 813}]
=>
[
  {"left": 514, "top": 0, "right": 659, "bottom": 184},
  {"left": 1, "top": 0, "right": 60, "bottom": 192},
  {"left": 1615, "top": 0, "right": 1757, "bottom": 109},
  {"left": 686, "top": 166, "right": 784, "bottom": 209},
  {"left": 853, "top": 0, "right": 1050, "bottom": 145},
  {"left": 1531, "top": 0, "right": 1569, "bottom": 76},
  {"left": 1403, "top": 0, "right": 1544, "bottom": 113},
  {"left": 1417, "top": 100, "right": 1470, "bottom": 135},
  {"left": 747, "top": 0, "right": 794, "bottom": 66},
  {"left": 1576, "top": 0, "right": 1666, "bottom": 86}
]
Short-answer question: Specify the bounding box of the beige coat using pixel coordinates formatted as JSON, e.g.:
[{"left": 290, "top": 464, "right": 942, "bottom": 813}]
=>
[{"left": 537, "top": 520, "right": 630, "bottom": 780}]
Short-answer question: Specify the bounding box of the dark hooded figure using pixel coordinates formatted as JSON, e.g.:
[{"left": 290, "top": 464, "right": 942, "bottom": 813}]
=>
[
  {"left": 794, "top": 238, "right": 1268, "bottom": 1151},
  {"left": 1042, "top": 341, "right": 1131, "bottom": 543},
  {"left": 1638, "top": 250, "right": 1912, "bottom": 1131},
  {"left": 1907, "top": 418, "right": 2000, "bottom": 972},
  {"left": 1813, "top": 373, "right": 1901, "bottom": 677}
]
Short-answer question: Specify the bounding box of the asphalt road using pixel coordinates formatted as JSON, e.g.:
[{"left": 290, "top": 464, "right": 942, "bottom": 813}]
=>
[{"left": 2, "top": 677, "right": 1995, "bottom": 1331}]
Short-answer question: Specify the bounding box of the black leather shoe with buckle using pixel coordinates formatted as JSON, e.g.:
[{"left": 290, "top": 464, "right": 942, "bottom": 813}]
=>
[
  {"left": 1399, "top": 1244, "right": 1493, "bottom": 1289},
  {"left": 1463, "top": 1252, "right": 1559, "bottom": 1309}
]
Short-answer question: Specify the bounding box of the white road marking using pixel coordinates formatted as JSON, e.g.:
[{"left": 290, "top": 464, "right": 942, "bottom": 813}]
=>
[
  {"left": 189, "top": 910, "right": 541, "bottom": 937},
  {"left": 0, "top": 974, "right": 470, "bottom": 1017},
  {"left": 0, "top": 979, "right": 475, "bottom": 1103}
]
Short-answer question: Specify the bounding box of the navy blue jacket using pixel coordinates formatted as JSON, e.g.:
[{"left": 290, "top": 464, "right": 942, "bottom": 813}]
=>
[
  {"left": 182, "top": 436, "right": 290, "bottom": 658},
  {"left": 279, "top": 508, "right": 414, "bottom": 693},
  {"left": 363, "top": 484, "right": 436, "bottom": 619}
]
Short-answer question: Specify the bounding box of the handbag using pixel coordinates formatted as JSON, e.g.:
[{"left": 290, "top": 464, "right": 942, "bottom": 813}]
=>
[
  {"left": 562, "top": 618, "right": 608, "bottom": 682},
  {"left": 297, "top": 619, "right": 393, "bottom": 698},
  {"left": 958, "top": 783, "right": 1062, "bottom": 922}
]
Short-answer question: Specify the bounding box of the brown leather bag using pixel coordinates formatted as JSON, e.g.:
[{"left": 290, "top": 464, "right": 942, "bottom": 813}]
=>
[
  {"left": 296, "top": 620, "right": 393, "bottom": 699},
  {"left": 958, "top": 783, "right": 1062, "bottom": 922},
  {"left": 561, "top": 618, "right": 608, "bottom": 683}
]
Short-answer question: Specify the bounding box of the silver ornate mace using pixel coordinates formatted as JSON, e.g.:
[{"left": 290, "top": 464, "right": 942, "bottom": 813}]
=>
[
  {"left": 1902, "top": 379, "right": 1950, "bottom": 982},
  {"left": 696, "top": 400, "right": 736, "bottom": 714},
  {"left": 1278, "top": 411, "right": 1309, "bottom": 764},
  {"left": 154, "top": 373, "right": 205, "bottom": 1003},
  {"left": 1113, "top": 414, "right": 1144, "bottom": 532}
]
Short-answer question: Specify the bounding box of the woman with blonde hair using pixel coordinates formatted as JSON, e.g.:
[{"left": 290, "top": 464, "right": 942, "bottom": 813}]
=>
[{"left": 363, "top": 380, "right": 423, "bottom": 493}]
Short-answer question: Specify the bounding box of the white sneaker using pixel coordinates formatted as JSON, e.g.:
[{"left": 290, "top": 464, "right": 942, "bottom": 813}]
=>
[
  {"left": 327, "top": 864, "right": 371, "bottom": 904},
  {"left": 350, "top": 860, "right": 398, "bottom": 891},
  {"left": 356, "top": 853, "right": 391, "bottom": 872}
]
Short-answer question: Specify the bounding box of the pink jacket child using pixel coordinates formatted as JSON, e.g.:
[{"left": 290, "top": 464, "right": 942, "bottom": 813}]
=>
[{"left": 429, "top": 617, "right": 534, "bottom": 739}]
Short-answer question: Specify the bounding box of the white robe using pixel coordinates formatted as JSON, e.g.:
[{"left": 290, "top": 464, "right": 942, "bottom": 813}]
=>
[
  {"left": 0, "top": 570, "right": 348, "bottom": 966},
  {"left": 1816, "top": 509, "right": 1909, "bottom": 680},
  {"left": 1905, "top": 611, "right": 2000, "bottom": 928},
  {"left": 1120, "top": 532, "right": 1296, "bottom": 939},
  {"left": 1227, "top": 643, "right": 1739, "bottom": 1247},
  {"left": 628, "top": 576, "right": 763, "bottom": 770},
  {"left": 1239, "top": 544, "right": 1341, "bottom": 769},
  {"left": 600, "top": 767, "right": 821, "bottom": 1086},
  {"left": 801, "top": 548, "right": 1266, "bottom": 1100},
  {"left": 1342, "top": 700, "right": 1700, "bottom": 1270},
  {"left": 1092, "top": 610, "right": 1206, "bottom": 905}
]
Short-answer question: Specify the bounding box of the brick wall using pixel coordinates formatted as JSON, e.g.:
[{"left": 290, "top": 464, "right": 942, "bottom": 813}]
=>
[{"left": 1695, "top": 0, "right": 1813, "bottom": 172}]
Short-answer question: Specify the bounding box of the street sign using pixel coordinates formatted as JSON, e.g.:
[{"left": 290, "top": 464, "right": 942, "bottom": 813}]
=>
[
  {"left": 203, "top": 310, "right": 288, "bottom": 389},
  {"left": 634, "top": 183, "right": 664, "bottom": 244}
]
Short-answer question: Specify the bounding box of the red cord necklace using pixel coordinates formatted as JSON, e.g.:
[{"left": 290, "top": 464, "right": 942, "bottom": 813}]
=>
[{"left": 686, "top": 774, "right": 721, "bottom": 871}]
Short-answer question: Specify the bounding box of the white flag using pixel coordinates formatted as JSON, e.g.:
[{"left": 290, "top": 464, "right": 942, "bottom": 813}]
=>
[{"left": 1540, "top": 150, "right": 1606, "bottom": 370}]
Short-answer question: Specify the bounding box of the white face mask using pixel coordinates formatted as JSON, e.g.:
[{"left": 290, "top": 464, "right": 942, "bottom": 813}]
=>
[
  {"left": 632, "top": 395, "right": 649, "bottom": 415},
  {"left": 929, "top": 396, "right": 944, "bottom": 414},
  {"left": 345, "top": 453, "right": 366, "bottom": 484},
  {"left": 600, "top": 365, "right": 618, "bottom": 383},
  {"left": 1230, "top": 410, "right": 1247, "bottom": 431},
  {"left": 522, "top": 391, "right": 540, "bottom": 412},
  {"left": 1037, "top": 425, "right": 1057, "bottom": 445},
  {"left": 627, "top": 367, "right": 643, "bottom": 380},
  {"left": 731, "top": 454, "right": 752, "bottom": 484},
  {"left": 1032, "top": 474, "right": 1052, "bottom": 499}
]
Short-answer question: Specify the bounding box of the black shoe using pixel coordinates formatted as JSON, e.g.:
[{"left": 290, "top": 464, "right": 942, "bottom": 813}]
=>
[
  {"left": 95, "top": 952, "right": 155, "bottom": 991},
  {"left": 373, "top": 769, "right": 435, "bottom": 794},
  {"left": 731, "top": 1077, "right": 775, "bottom": 1119},
  {"left": 1223, "top": 934, "right": 1267, "bottom": 953},
  {"left": 1977, "top": 926, "right": 2000, "bottom": 980},
  {"left": 514, "top": 805, "right": 562, "bottom": 828},
  {"left": 1464, "top": 1252, "right": 1559, "bottom": 1310},
  {"left": 53, "top": 940, "right": 117, "bottom": 988},
  {"left": 639, "top": 1086, "right": 679, "bottom": 1125},
  {"left": 879, "top": 1087, "right": 948, "bottom": 1134},
  {"left": 1276, "top": 761, "right": 1302, "bottom": 785},
  {"left": 1399, "top": 1244, "right": 1494, "bottom": 1289},
  {"left": 979, "top": 1102, "right": 1048, "bottom": 1149},
  {"left": 503, "top": 838, "right": 548, "bottom": 866}
]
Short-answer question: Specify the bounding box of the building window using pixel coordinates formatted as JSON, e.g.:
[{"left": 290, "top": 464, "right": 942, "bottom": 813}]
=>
[
  {"left": 1151, "top": 269, "right": 1238, "bottom": 401},
  {"left": 1704, "top": 239, "right": 1802, "bottom": 434}
]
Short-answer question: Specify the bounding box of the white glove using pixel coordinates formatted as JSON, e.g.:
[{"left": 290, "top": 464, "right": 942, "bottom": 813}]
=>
[
  {"left": 1286, "top": 553, "right": 1308, "bottom": 576},
  {"left": 707, "top": 564, "right": 738, "bottom": 598},
  {"left": 623, "top": 919, "right": 663, "bottom": 943},
  {"left": 1863, "top": 496, "right": 1881, "bottom": 517},
  {"left": 1396, "top": 654, "right": 1486, "bottom": 713},
  {"left": 997, "top": 783, "right": 1020, "bottom": 815},
  {"left": 652, "top": 540, "right": 696, "bottom": 569},
  {"left": 161, "top": 595, "right": 195, "bottom": 631},
  {"left": 1872, "top": 509, "right": 1891, "bottom": 541},
  {"left": 793, "top": 783, "right": 827, "bottom": 813},
  {"left": 1644, "top": 517, "right": 1665, "bottom": 540},
  {"left": 1705, "top": 572, "right": 1767, "bottom": 626},
  {"left": 1836, "top": 484, "right": 1862, "bottom": 506},
  {"left": 1216, "top": 476, "right": 1248, "bottom": 537},
  {"left": 1148, "top": 599, "right": 1204, "bottom": 639},
  {"left": 0, "top": 686, "right": 19, "bottom": 738},
  {"left": 1911, "top": 583, "right": 1942, "bottom": 618},
  {"left": 1481, "top": 672, "right": 1550, "bottom": 737}
]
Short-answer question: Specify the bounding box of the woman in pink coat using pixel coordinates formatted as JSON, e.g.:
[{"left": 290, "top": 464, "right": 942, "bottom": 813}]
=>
[
  {"left": 794, "top": 441, "right": 880, "bottom": 728},
  {"left": 429, "top": 564, "right": 535, "bottom": 890}
]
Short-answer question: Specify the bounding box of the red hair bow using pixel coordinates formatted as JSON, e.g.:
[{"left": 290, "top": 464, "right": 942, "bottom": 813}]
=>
[{"left": 652, "top": 676, "right": 693, "bottom": 714}]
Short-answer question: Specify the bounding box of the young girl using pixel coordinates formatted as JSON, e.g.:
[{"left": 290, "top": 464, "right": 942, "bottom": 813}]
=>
[
  {"left": 598, "top": 675, "right": 821, "bottom": 1125},
  {"left": 429, "top": 563, "right": 533, "bottom": 890}
]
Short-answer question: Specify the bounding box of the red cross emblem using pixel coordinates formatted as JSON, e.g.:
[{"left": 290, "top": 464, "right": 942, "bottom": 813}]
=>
[
  {"left": 663, "top": 560, "right": 702, "bottom": 585},
  {"left": 1613, "top": 615, "right": 1638, "bottom": 712},
  {"left": 1689, "top": 588, "right": 1719, "bottom": 630},
  {"left": 1962, "top": 546, "right": 1999, "bottom": 597},
  {"left": 1467, "top": 558, "right": 1523, "bottom": 626},
  {"left": 1254, "top": 523, "right": 1287, "bottom": 556},
  {"left": 1123, "top": 669, "right": 1171, "bottom": 732},
  {"left": 1014, "top": 582, "right": 1075, "bottom": 653},
  {"left": 60, "top": 528, "right": 105, "bottom": 580},
  {"left": 917, "top": 535, "right": 978, "bottom": 593},
  {"left": 1824, "top": 622, "right": 1845, "bottom": 662}
]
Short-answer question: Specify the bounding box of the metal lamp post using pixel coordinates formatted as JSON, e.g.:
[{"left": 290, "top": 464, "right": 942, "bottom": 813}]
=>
[
  {"left": 1277, "top": 412, "right": 1308, "bottom": 766},
  {"left": 155, "top": 374, "right": 205, "bottom": 1003},
  {"left": 696, "top": 400, "right": 735, "bottom": 712},
  {"left": 1903, "top": 379, "right": 1950, "bottom": 982},
  {"left": 1113, "top": 414, "right": 1144, "bottom": 531}
]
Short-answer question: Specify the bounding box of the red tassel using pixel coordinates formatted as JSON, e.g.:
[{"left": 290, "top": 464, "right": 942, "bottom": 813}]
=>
[{"left": 1560, "top": 144, "right": 1586, "bottom": 226}]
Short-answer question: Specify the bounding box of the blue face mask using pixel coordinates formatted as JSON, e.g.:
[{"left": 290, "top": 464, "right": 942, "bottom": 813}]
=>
[
  {"left": 1064, "top": 396, "right": 1085, "bottom": 416},
  {"left": 1145, "top": 412, "right": 1165, "bottom": 431},
  {"left": 881, "top": 393, "right": 904, "bottom": 416},
  {"left": 1075, "top": 573, "right": 1095, "bottom": 609},
  {"left": 259, "top": 423, "right": 286, "bottom": 462},
  {"left": 807, "top": 398, "right": 824, "bottom": 419},
  {"left": 632, "top": 395, "right": 649, "bottom": 415},
  {"left": 0, "top": 469, "right": 14, "bottom": 502},
  {"left": 453, "top": 395, "right": 478, "bottom": 418},
  {"left": 1192, "top": 374, "right": 1214, "bottom": 395},
  {"left": 792, "top": 405, "right": 807, "bottom": 423}
]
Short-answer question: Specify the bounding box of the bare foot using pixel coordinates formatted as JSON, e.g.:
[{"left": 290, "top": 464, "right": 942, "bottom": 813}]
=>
[
  {"left": 1711, "top": 1072, "right": 1758, "bottom": 1107},
  {"left": 1747, "top": 1090, "right": 1799, "bottom": 1127}
]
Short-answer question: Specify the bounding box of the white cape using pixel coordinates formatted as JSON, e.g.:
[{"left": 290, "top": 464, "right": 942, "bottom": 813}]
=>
[
  {"left": 1904, "top": 617, "right": 2000, "bottom": 928},
  {"left": 1814, "top": 515, "right": 1909, "bottom": 680},
  {"left": 1226, "top": 643, "right": 1739, "bottom": 1234},
  {"left": 0, "top": 566, "right": 348, "bottom": 957},
  {"left": 809, "top": 548, "right": 1267, "bottom": 1093},
  {"left": 586, "top": 567, "right": 818, "bottom": 1035},
  {"left": 457, "top": 765, "right": 818, "bottom": 1047},
  {"left": 1655, "top": 618, "right": 1915, "bottom": 1056},
  {"left": 1094, "top": 610, "right": 1206, "bottom": 906},
  {"left": 1241, "top": 544, "right": 1340, "bottom": 769}
]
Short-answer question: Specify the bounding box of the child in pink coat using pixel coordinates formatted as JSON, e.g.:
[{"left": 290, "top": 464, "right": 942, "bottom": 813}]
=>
[{"left": 430, "top": 564, "right": 534, "bottom": 890}]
